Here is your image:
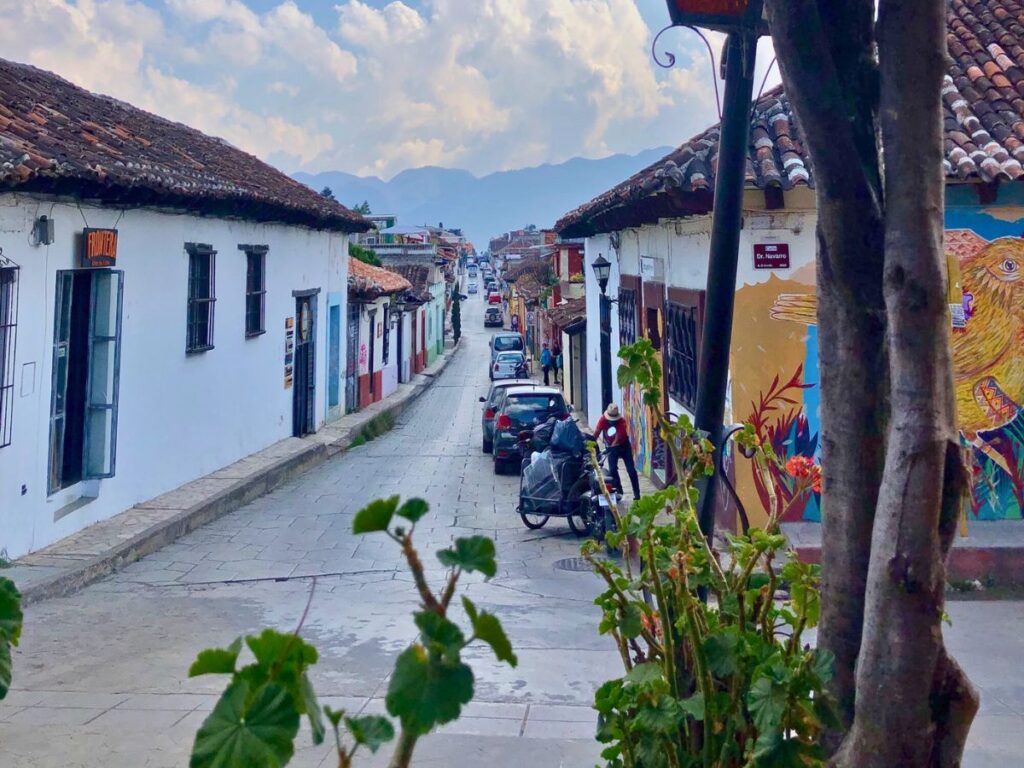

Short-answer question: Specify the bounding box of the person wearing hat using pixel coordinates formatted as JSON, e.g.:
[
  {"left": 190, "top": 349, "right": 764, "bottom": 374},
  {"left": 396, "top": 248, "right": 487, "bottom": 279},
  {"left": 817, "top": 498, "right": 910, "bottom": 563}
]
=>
[{"left": 593, "top": 404, "right": 641, "bottom": 501}]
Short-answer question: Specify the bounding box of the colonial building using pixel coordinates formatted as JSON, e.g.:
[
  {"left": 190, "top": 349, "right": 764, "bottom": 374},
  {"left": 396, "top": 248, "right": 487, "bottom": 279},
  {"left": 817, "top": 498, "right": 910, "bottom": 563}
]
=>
[
  {"left": 0, "top": 59, "right": 368, "bottom": 559},
  {"left": 556, "top": 0, "right": 1024, "bottom": 529},
  {"left": 346, "top": 258, "right": 411, "bottom": 411}
]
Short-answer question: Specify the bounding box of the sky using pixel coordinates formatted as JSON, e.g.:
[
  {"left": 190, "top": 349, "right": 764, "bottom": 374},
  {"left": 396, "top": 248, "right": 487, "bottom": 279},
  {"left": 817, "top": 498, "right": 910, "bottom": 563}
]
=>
[{"left": 1, "top": 0, "right": 778, "bottom": 179}]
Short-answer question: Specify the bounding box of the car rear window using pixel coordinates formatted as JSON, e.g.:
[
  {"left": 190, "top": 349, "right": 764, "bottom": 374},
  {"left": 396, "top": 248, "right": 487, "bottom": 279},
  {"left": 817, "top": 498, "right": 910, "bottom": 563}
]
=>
[
  {"left": 504, "top": 394, "right": 567, "bottom": 420},
  {"left": 494, "top": 336, "right": 523, "bottom": 351},
  {"left": 497, "top": 352, "right": 523, "bottom": 363}
]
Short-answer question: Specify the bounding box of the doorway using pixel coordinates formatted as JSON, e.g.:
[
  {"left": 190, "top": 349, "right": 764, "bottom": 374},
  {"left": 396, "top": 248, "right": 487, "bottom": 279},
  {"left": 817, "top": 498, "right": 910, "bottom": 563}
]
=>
[
  {"left": 396, "top": 310, "right": 405, "bottom": 383},
  {"left": 345, "top": 301, "right": 359, "bottom": 413},
  {"left": 49, "top": 269, "right": 124, "bottom": 494},
  {"left": 367, "top": 309, "right": 377, "bottom": 400},
  {"left": 293, "top": 293, "right": 317, "bottom": 437}
]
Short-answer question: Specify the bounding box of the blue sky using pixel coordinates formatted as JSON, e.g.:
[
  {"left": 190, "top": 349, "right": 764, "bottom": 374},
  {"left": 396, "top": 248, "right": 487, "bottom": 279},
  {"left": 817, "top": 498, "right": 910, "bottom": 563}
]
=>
[{"left": 2, "top": 0, "right": 777, "bottom": 178}]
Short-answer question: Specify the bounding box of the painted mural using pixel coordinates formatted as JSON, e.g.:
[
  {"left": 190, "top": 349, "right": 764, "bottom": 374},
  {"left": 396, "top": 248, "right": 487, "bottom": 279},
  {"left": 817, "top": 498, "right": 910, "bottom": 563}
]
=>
[
  {"left": 730, "top": 209, "right": 1024, "bottom": 526},
  {"left": 623, "top": 381, "right": 653, "bottom": 476},
  {"left": 731, "top": 269, "right": 821, "bottom": 529}
]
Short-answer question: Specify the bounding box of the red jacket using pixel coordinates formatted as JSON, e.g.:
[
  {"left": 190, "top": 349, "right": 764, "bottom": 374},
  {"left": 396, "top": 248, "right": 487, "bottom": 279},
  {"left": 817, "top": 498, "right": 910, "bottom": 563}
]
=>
[{"left": 594, "top": 415, "right": 630, "bottom": 447}]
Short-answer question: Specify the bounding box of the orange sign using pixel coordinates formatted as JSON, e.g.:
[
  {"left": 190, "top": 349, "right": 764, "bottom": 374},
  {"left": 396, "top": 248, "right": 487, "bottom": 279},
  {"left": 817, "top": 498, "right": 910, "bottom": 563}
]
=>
[{"left": 82, "top": 228, "right": 118, "bottom": 267}]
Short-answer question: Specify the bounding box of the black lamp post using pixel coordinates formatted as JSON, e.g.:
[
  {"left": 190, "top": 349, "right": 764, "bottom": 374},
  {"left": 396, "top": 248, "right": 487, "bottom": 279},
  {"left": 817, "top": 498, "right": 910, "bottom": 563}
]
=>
[
  {"left": 591, "top": 253, "right": 615, "bottom": 413},
  {"left": 661, "top": 0, "right": 764, "bottom": 539}
]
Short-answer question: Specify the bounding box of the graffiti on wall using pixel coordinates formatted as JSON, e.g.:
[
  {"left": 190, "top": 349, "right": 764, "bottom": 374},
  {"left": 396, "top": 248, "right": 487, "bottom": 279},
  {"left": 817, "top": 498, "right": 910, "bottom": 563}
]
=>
[
  {"left": 623, "top": 382, "right": 653, "bottom": 477},
  {"left": 731, "top": 212, "right": 1024, "bottom": 526}
]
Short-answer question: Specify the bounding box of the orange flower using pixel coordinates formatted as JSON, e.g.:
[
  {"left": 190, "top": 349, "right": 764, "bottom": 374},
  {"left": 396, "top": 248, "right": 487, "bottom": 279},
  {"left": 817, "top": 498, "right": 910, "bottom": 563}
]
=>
[{"left": 786, "top": 455, "right": 822, "bottom": 494}]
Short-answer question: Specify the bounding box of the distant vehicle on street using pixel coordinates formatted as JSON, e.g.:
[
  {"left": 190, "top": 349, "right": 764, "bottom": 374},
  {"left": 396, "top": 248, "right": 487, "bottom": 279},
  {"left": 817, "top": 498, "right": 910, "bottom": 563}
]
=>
[
  {"left": 488, "top": 292, "right": 502, "bottom": 305},
  {"left": 484, "top": 307, "right": 504, "bottom": 327},
  {"left": 468, "top": 281, "right": 478, "bottom": 294},
  {"left": 468, "top": 266, "right": 478, "bottom": 278},
  {"left": 479, "top": 378, "right": 533, "bottom": 453},
  {"left": 489, "top": 332, "right": 524, "bottom": 364},
  {"left": 491, "top": 385, "right": 569, "bottom": 473},
  {"left": 492, "top": 351, "right": 526, "bottom": 381}
]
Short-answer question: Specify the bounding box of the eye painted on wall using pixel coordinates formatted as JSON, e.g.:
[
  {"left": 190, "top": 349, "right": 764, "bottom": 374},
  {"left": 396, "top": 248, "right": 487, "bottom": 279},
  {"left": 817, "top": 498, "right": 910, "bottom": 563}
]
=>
[{"left": 1002, "top": 258, "right": 1019, "bottom": 273}]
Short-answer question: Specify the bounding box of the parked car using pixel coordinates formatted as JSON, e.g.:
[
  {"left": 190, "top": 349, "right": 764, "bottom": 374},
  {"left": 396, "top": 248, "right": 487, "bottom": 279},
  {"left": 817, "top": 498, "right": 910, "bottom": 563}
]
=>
[
  {"left": 492, "top": 386, "right": 570, "bottom": 473},
  {"left": 484, "top": 307, "right": 504, "bottom": 327},
  {"left": 479, "top": 378, "right": 532, "bottom": 453},
  {"left": 491, "top": 351, "right": 526, "bottom": 381},
  {"left": 468, "top": 282, "right": 478, "bottom": 294},
  {"left": 489, "top": 332, "right": 525, "bottom": 364},
  {"left": 488, "top": 292, "right": 502, "bottom": 305}
]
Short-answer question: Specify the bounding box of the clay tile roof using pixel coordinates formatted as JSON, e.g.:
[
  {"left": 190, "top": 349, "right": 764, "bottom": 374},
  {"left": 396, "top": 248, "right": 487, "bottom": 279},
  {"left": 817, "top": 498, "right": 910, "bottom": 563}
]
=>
[
  {"left": 505, "top": 254, "right": 552, "bottom": 284},
  {"left": 348, "top": 257, "right": 412, "bottom": 299},
  {"left": 546, "top": 296, "right": 587, "bottom": 329},
  {"left": 385, "top": 263, "right": 433, "bottom": 303},
  {"left": 0, "top": 58, "right": 369, "bottom": 233},
  {"left": 556, "top": 0, "right": 1024, "bottom": 239}
]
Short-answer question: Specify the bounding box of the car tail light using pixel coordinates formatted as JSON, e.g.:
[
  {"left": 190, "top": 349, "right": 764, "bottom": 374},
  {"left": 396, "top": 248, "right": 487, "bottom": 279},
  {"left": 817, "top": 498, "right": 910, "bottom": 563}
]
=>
[
  {"left": 493, "top": 363, "right": 500, "bottom": 371},
  {"left": 484, "top": 408, "right": 495, "bottom": 419},
  {"left": 496, "top": 414, "right": 512, "bottom": 430}
]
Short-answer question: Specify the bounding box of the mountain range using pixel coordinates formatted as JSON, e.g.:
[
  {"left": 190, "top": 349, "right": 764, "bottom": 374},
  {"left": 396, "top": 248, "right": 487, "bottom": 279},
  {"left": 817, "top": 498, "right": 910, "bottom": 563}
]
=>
[{"left": 293, "top": 147, "right": 672, "bottom": 247}]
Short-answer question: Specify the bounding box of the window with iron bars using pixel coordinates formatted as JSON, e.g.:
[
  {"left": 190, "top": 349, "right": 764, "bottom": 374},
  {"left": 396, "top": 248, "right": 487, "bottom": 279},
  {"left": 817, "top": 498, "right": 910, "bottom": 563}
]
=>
[
  {"left": 186, "top": 244, "right": 216, "bottom": 353},
  {"left": 618, "top": 287, "right": 638, "bottom": 347},
  {"left": 666, "top": 299, "right": 701, "bottom": 411},
  {"left": 0, "top": 258, "right": 19, "bottom": 449},
  {"left": 242, "top": 245, "right": 267, "bottom": 337}
]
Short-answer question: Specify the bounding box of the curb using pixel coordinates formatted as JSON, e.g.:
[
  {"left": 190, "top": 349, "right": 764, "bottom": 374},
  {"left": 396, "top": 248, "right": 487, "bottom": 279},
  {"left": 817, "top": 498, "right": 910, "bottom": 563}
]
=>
[{"left": 20, "top": 341, "right": 462, "bottom": 605}]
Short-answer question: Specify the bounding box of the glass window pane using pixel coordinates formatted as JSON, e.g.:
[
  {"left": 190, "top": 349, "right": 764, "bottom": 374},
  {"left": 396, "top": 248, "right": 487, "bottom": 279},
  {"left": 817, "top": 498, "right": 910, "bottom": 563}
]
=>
[
  {"left": 53, "top": 346, "right": 68, "bottom": 415},
  {"left": 91, "top": 272, "right": 117, "bottom": 337},
  {"left": 86, "top": 407, "right": 113, "bottom": 476},
  {"left": 89, "top": 339, "right": 115, "bottom": 405}
]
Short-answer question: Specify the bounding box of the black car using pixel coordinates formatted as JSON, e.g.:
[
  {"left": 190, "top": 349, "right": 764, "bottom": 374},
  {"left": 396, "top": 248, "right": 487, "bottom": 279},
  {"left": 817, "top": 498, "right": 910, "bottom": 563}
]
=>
[
  {"left": 484, "top": 307, "right": 503, "bottom": 327},
  {"left": 493, "top": 386, "right": 570, "bottom": 474}
]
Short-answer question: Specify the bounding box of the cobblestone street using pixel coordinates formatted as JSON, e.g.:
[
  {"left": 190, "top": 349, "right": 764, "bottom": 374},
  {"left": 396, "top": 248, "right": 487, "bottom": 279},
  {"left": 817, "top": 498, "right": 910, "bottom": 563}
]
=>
[{"left": 2, "top": 298, "right": 1023, "bottom": 767}]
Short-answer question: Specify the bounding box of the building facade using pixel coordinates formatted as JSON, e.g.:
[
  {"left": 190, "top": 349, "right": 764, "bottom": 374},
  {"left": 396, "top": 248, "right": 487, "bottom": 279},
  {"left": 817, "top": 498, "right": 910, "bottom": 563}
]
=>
[{"left": 0, "top": 59, "right": 367, "bottom": 558}]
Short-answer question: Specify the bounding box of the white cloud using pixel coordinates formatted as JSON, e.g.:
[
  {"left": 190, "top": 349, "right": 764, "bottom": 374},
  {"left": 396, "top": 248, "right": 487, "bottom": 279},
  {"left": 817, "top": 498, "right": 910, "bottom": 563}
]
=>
[{"left": 0, "top": 0, "right": 731, "bottom": 178}]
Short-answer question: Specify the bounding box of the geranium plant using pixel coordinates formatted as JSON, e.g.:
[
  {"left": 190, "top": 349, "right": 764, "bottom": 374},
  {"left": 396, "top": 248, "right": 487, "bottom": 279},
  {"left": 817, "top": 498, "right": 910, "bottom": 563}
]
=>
[{"left": 585, "top": 340, "right": 834, "bottom": 767}]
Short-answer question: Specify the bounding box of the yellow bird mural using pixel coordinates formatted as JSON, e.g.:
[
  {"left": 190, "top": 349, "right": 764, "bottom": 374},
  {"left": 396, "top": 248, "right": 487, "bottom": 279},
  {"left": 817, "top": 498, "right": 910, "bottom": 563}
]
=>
[{"left": 769, "top": 236, "right": 1024, "bottom": 476}]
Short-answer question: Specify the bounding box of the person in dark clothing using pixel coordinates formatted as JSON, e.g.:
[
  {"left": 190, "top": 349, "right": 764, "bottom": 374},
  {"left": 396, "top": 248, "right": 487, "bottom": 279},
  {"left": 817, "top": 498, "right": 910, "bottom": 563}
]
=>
[
  {"left": 552, "top": 342, "right": 563, "bottom": 384},
  {"left": 593, "top": 404, "right": 641, "bottom": 501}
]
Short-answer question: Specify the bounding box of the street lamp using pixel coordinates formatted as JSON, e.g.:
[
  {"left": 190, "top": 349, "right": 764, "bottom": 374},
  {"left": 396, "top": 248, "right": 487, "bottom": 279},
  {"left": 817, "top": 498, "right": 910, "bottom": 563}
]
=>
[
  {"left": 660, "top": 0, "right": 766, "bottom": 540},
  {"left": 591, "top": 253, "right": 612, "bottom": 296},
  {"left": 590, "top": 254, "right": 616, "bottom": 411}
]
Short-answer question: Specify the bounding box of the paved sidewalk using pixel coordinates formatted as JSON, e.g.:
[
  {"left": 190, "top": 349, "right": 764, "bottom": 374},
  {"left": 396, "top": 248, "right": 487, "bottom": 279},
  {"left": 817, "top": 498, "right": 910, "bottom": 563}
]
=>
[{"left": 5, "top": 345, "right": 462, "bottom": 604}]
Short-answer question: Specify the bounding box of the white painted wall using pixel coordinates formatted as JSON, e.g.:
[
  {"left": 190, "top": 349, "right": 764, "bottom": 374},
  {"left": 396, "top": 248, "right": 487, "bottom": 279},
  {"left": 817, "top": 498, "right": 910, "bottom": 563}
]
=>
[
  {"left": 583, "top": 233, "right": 619, "bottom": 424},
  {"left": 0, "top": 194, "right": 349, "bottom": 558}
]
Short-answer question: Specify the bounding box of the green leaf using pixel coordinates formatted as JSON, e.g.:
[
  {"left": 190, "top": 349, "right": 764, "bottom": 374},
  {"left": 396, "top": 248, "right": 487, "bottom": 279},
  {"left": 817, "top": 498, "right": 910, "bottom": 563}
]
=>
[
  {"left": 353, "top": 497, "right": 400, "bottom": 534},
  {"left": 594, "top": 679, "right": 624, "bottom": 715},
  {"left": 415, "top": 611, "right": 466, "bottom": 656},
  {"left": 344, "top": 715, "right": 395, "bottom": 753},
  {"left": 397, "top": 498, "right": 430, "bottom": 523},
  {"left": 462, "top": 597, "right": 517, "bottom": 666},
  {"left": 618, "top": 603, "right": 643, "bottom": 640},
  {"left": 747, "top": 676, "right": 787, "bottom": 734},
  {"left": 0, "top": 642, "right": 11, "bottom": 701},
  {"left": 246, "top": 629, "right": 318, "bottom": 670},
  {"left": 385, "top": 644, "right": 474, "bottom": 736},
  {"left": 0, "top": 578, "right": 22, "bottom": 644},
  {"left": 810, "top": 648, "right": 835, "bottom": 684},
  {"left": 678, "top": 693, "right": 705, "bottom": 721},
  {"left": 702, "top": 629, "right": 740, "bottom": 677},
  {"left": 625, "top": 663, "right": 662, "bottom": 687},
  {"left": 190, "top": 682, "right": 300, "bottom": 768},
  {"left": 299, "top": 673, "right": 325, "bottom": 746},
  {"left": 437, "top": 536, "right": 497, "bottom": 578},
  {"left": 189, "top": 638, "right": 243, "bottom": 678},
  {"left": 632, "top": 695, "right": 680, "bottom": 734},
  {"left": 323, "top": 706, "right": 344, "bottom": 728}
]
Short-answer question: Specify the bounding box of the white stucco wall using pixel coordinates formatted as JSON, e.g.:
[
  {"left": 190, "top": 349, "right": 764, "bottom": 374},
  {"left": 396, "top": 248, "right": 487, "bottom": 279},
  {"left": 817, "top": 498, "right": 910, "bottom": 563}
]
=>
[
  {"left": 0, "top": 194, "right": 349, "bottom": 558},
  {"left": 583, "top": 233, "right": 619, "bottom": 424}
]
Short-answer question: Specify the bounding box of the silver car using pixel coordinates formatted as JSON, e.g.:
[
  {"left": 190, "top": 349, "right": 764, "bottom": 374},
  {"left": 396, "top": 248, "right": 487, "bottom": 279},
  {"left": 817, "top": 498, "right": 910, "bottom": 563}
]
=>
[{"left": 491, "top": 351, "right": 526, "bottom": 381}]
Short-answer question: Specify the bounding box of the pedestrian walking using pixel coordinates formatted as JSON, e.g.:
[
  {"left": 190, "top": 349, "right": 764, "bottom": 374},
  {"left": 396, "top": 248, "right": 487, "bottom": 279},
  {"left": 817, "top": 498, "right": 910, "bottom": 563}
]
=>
[
  {"left": 511, "top": 313, "right": 520, "bottom": 332},
  {"left": 593, "top": 404, "right": 641, "bottom": 501},
  {"left": 540, "top": 342, "right": 552, "bottom": 386},
  {"left": 553, "top": 342, "right": 563, "bottom": 385}
]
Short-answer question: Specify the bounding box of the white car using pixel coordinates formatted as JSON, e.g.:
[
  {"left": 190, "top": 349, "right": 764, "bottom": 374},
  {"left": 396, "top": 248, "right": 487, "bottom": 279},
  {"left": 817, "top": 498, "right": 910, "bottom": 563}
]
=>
[{"left": 468, "top": 282, "right": 478, "bottom": 294}]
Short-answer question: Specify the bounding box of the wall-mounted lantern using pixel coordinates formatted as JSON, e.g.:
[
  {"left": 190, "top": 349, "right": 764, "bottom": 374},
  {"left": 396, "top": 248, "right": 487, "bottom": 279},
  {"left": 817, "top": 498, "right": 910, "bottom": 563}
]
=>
[
  {"left": 591, "top": 254, "right": 612, "bottom": 296},
  {"left": 664, "top": 0, "right": 766, "bottom": 33}
]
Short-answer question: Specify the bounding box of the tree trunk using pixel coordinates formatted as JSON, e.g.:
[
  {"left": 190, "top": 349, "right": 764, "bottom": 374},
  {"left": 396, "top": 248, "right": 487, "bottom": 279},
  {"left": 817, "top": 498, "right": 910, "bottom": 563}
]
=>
[
  {"left": 834, "top": 1, "right": 978, "bottom": 764},
  {"left": 764, "top": 0, "right": 887, "bottom": 742}
]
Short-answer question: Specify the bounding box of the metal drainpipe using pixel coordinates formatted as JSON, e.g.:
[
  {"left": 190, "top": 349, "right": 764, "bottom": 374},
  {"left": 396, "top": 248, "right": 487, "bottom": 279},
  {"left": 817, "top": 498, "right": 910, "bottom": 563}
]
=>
[{"left": 693, "top": 29, "right": 759, "bottom": 539}]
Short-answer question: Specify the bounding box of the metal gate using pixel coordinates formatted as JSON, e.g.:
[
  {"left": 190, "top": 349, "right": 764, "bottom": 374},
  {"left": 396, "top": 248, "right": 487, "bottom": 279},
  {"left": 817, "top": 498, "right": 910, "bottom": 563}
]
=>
[
  {"left": 345, "top": 301, "right": 360, "bottom": 413},
  {"left": 293, "top": 294, "right": 316, "bottom": 437}
]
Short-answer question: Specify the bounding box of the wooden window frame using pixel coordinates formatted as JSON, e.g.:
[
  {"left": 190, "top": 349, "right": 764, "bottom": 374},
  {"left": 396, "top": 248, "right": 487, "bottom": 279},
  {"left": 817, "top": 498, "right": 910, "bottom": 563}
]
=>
[
  {"left": 666, "top": 288, "right": 705, "bottom": 412},
  {"left": 241, "top": 245, "right": 268, "bottom": 338},
  {"left": 186, "top": 243, "right": 216, "bottom": 354}
]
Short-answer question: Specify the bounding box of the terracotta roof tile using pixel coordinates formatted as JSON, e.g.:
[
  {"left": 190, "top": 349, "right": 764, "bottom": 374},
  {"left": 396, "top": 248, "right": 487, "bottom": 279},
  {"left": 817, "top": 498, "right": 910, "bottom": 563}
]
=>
[
  {"left": 385, "top": 263, "right": 433, "bottom": 303},
  {"left": 348, "top": 257, "right": 412, "bottom": 299},
  {"left": 546, "top": 297, "right": 587, "bottom": 328},
  {"left": 0, "top": 58, "right": 368, "bottom": 233},
  {"left": 557, "top": 0, "right": 1024, "bottom": 238}
]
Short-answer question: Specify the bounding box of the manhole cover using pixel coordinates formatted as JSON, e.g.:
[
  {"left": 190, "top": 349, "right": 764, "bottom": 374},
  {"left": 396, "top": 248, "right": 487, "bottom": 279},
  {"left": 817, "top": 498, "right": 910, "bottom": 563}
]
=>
[{"left": 553, "top": 557, "right": 594, "bottom": 572}]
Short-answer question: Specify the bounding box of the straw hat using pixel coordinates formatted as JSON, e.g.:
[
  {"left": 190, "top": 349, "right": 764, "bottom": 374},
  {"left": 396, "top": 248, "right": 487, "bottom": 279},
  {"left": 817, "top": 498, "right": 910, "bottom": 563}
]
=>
[{"left": 604, "top": 404, "right": 621, "bottom": 421}]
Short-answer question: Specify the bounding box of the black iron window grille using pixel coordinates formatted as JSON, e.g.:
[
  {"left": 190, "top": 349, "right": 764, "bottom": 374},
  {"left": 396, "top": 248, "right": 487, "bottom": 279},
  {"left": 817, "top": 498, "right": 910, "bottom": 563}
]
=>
[
  {"left": 382, "top": 304, "right": 391, "bottom": 365},
  {"left": 242, "top": 246, "right": 267, "bottom": 338},
  {"left": 619, "top": 287, "right": 638, "bottom": 346},
  {"left": 0, "top": 255, "right": 19, "bottom": 449},
  {"left": 667, "top": 300, "right": 700, "bottom": 411},
  {"left": 186, "top": 244, "right": 216, "bottom": 353}
]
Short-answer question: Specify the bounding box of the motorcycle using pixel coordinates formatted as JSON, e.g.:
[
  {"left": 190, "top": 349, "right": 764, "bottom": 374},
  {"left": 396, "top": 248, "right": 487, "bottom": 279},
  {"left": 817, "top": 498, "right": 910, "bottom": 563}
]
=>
[{"left": 574, "top": 442, "right": 622, "bottom": 551}]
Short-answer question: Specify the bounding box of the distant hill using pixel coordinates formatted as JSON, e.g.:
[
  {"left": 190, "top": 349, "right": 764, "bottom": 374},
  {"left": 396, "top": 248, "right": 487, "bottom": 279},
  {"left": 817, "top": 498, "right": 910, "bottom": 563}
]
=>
[{"left": 293, "top": 148, "right": 672, "bottom": 246}]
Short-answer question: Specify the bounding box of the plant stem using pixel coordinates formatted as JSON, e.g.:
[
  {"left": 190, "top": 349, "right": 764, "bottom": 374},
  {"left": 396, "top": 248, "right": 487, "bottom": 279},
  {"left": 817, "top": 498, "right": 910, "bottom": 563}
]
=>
[
  {"left": 646, "top": 533, "right": 677, "bottom": 699},
  {"left": 387, "top": 729, "right": 419, "bottom": 768},
  {"left": 400, "top": 535, "right": 440, "bottom": 613}
]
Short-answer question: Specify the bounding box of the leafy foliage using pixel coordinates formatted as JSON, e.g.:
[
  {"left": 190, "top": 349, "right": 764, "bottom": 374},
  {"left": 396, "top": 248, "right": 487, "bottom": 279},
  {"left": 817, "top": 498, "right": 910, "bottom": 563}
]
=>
[
  {"left": 451, "top": 285, "right": 462, "bottom": 342},
  {"left": 586, "top": 340, "right": 835, "bottom": 768},
  {"left": 0, "top": 577, "right": 22, "bottom": 700},
  {"left": 189, "top": 498, "right": 515, "bottom": 768},
  {"left": 349, "top": 243, "right": 382, "bottom": 267}
]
